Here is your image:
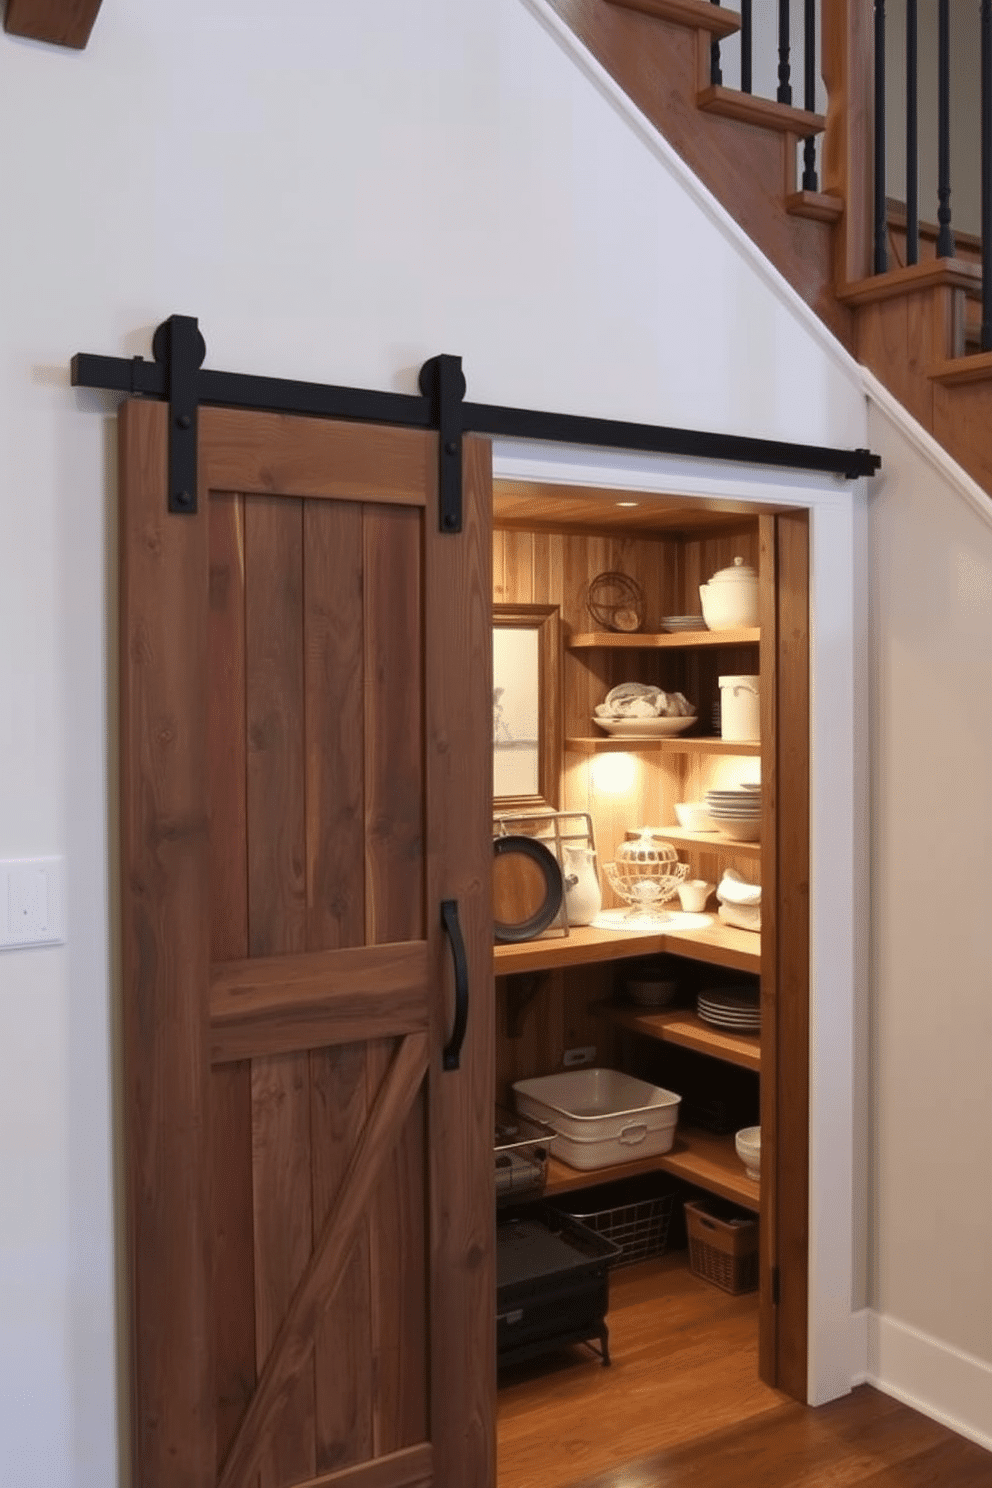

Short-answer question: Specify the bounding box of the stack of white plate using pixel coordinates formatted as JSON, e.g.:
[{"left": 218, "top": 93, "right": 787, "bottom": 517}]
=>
[
  {"left": 705, "top": 785, "right": 761, "bottom": 842},
  {"left": 697, "top": 989, "right": 761, "bottom": 1032},
  {"left": 661, "top": 615, "right": 705, "bottom": 632}
]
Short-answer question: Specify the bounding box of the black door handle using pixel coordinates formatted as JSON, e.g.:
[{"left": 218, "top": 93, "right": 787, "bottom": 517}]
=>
[{"left": 441, "top": 899, "right": 469, "bottom": 1071}]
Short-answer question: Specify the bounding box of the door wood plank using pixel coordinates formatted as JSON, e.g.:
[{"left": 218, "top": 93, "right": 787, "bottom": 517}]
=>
[
  {"left": 245, "top": 493, "right": 316, "bottom": 1487},
  {"left": 303, "top": 499, "right": 366, "bottom": 952},
  {"left": 424, "top": 436, "right": 497, "bottom": 1488},
  {"left": 303, "top": 496, "right": 375, "bottom": 1473},
  {"left": 118, "top": 400, "right": 215, "bottom": 1486},
  {"left": 199, "top": 407, "right": 431, "bottom": 507},
  {"left": 207, "top": 490, "right": 258, "bottom": 1470},
  {"left": 209, "top": 942, "right": 431, "bottom": 1064},
  {"left": 306, "top": 1441, "right": 433, "bottom": 1488},
  {"left": 217, "top": 1033, "right": 431, "bottom": 1488},
  {"left": 363, "top": 503, "right": 429, "bottom": 1453},
  {"left": 363, "top": 505, "right": 425, "bottom": 945},
  {"left": 310, "top": 1044, "right": 375, "bottom": 1474}
]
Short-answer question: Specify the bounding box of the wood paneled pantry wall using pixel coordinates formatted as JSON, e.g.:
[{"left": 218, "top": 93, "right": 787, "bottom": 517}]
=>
[{"left": 493, "top": 502, "right": 762, "bottom": 1104}]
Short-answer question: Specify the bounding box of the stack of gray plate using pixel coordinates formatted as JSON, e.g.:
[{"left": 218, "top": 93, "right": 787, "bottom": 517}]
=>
[
  {"left": 661, "top": 614, "right": 705, "bottom": 633},
  {"left": 696, "top": 989, "right": 760, "bottom": 1032}
]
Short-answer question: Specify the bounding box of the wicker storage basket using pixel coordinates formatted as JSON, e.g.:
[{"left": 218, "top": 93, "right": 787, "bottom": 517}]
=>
[{"left": 684, "top": 1198, "right": 759, "bottom": 1294}]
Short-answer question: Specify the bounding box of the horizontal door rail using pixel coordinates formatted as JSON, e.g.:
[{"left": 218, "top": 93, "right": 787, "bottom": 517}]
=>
[
  {"left": 71, "top": 315, "right": 880, "bottom": 523},
  {"left": 210, "top": 941, "right": 430, "bottom": 1064}
]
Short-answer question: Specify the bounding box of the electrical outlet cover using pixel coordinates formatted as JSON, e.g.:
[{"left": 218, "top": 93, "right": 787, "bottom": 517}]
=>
[
  {"left": 562, "top": 1045, "right": 596, "bottom": 1067},
  {"left": 0, "top": 857, "right": 66, "bottom": 948}
]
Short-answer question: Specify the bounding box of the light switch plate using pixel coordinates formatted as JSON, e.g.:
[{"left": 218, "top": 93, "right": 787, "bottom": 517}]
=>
[{"left": 0, "top": 857, "right": 66, "bottom": 948}]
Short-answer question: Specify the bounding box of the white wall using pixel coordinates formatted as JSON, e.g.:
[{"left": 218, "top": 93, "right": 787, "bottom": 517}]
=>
[
  {"left": 863, "top": 379, "right": 992, "bottom": 1447},
  {"left": 0, "top": 0, "right": 944, "bottom": 1482}
]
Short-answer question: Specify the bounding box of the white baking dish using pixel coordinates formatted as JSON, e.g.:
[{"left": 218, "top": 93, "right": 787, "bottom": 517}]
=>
[{"left": 512, "top": 1069, "right": 681, "bottom": 1171}]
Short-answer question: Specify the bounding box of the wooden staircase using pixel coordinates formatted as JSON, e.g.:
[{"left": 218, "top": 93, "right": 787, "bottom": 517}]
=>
[{"left": 549, "top": 0, "right": 992, "bottom": 500}]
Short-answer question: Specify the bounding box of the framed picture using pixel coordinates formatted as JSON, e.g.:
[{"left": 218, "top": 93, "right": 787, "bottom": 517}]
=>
[{"left": 493, "top": 603, "right": 561, "bottom": 811}]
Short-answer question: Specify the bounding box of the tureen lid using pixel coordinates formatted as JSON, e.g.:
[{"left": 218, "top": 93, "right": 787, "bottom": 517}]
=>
[{"left": 706, "top": 556, "right": 757, "bottom": 584}]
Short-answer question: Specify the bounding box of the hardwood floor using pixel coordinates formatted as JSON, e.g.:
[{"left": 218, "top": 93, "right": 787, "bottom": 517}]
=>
[{"left": 496, "top": 1253, "right": 992, "bottom": 1488}]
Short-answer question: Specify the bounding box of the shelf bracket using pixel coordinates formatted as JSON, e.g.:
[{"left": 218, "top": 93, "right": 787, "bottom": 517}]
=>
[{"left": 503, "top": 971, "right": 550, "bottom": 1039}]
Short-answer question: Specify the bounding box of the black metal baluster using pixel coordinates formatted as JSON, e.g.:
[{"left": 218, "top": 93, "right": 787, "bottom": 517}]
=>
[
  {"left": 741, "top": 0, "right": 752, "bottom": 95},
  {"left": 778, "top": 0, "right": 792, "bottom": 105},
  {"left": 906, "top": 0, "right": 919, "bottom": 265},
  {"left": 983, "top": 0, "right": 992, "bottom": 349},
  {"left": 802, "top": 0, "right": 818, "bottom": 191},
  {"left": 936, "top": 0, "right": 955, "bottom": 258},
  {"left": 874, "top": 0, "right": 888, "bottom": 273},
  {"left": 710, "top": 0, "right": 722, "bottom": 87}
]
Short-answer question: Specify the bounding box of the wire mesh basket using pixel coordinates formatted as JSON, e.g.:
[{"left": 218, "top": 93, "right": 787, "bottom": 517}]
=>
[{"left": 562, "top": 1186, "right": 675, "bottom": 1267}]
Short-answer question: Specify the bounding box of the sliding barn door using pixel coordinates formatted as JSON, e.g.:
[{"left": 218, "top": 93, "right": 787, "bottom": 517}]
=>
[{"left": 118, "top": 401, "right": 495, "bottom": 1488}]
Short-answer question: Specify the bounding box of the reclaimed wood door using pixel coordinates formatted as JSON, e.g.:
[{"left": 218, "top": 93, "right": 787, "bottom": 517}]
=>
[{"left": 118, "top": 401, "right": 495, "bottom": 1488}]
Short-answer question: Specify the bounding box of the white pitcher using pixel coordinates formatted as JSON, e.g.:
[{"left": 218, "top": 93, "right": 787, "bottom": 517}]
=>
[{"left": 563, "top": 845, "right": 602, "bottom": 926}]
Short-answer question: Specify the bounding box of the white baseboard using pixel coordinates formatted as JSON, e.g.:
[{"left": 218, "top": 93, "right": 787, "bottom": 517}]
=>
[
  {"left": 864, "top": 1310, "right": 992, "bottom": 1453},
  {"left": 849, "top": 1307, "right": 870, "bottom": 1387}
]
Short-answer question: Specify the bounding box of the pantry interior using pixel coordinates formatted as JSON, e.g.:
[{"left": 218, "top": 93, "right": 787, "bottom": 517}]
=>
[{"left": 490, "top": 475, "right": 811, "bottom": 1478}]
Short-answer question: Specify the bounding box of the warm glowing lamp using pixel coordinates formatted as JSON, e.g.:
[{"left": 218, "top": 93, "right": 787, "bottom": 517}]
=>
[{"left": 589, "top": 751, "right": 636, "bottom": 794}]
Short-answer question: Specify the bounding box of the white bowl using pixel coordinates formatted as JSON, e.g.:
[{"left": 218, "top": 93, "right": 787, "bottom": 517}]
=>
[
  {"left": 595, "top": 715, "right": 697, "bottom": 737},
  {"left": 736, "top": 1126, "right": 761, "bottom": 1180},
  {"left": 674, "top": 802, "right": 716, "bottom": 831},
  {"left": 714, "top": 819, "right": 760, "bottom": 842}
]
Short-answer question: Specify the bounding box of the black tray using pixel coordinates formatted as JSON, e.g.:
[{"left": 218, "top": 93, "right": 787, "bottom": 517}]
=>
[{"left": 496, "top": 1206, "right": 620, "bottom": 1368}]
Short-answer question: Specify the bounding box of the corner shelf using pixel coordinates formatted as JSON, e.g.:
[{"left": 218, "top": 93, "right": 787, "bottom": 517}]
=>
[
  {"left": 567, "top": 735, "right": 761, "bottom": 756},
  {"left": 543, "top": 1129, "right": 759, "bottom": 1212},
  {"left": 648, "top": 826, "right": 761, "bottom": 858},
  {"left": 593, "top": 1002, "right": 761, "bottom": 1073},
  {"left": 493, "top": 921, "right": 760, "bottom": 976},
  {"left": 569, "top": 628, "right": 759, "bottom": 649}
]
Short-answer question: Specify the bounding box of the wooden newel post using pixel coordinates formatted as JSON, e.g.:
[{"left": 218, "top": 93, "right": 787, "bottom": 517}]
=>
[{"left": 821, "top": 0, "right": 875, "bottom": 286}]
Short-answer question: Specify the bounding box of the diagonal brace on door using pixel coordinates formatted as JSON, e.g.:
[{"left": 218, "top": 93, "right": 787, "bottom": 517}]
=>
[{"left": 216, "top": 1031, "right": 430, "bottom": 1488}]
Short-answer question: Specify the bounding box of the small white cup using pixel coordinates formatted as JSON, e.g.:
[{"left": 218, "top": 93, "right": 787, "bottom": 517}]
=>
[{"left": 677, "top": 879, "right": 713, "bottom": 913}]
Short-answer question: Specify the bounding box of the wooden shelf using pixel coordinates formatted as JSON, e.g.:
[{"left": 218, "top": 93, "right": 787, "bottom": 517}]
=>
[
  {"left": 594, "top": 1003, "right": 761, "bottom": 1072},
  {"left": 568, "top": 627, "right": 759, "bottom": 649},
  {"left": 543, "top": 1128, "right": 759, "bottom": 1212},
  {"left": 567, "top": 735, "right": 761, "bottom": 756},
  {"left": 494, "top": 920, "right": 760, "bottom": 977},
  {"left": 647, "top": 825, "right": 761, "bottom": 857}
]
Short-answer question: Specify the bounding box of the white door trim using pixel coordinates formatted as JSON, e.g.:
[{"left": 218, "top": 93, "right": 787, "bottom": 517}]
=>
[{"left": 491, "top": 437, "right": 870, "bottom": 1405}]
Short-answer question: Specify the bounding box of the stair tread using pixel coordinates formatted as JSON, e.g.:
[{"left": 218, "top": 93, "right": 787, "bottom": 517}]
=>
[
  {"left": 786, "top": 190, "right": 844, "bottom": 224},
  {"left": 837, "top": 258, "right": 982, "bottom": 307},
  {"left": 697, "top": 85, "right": 825, "bottom": 136},
  {"left": 604, "top": 0, "right": 740, "bottom": 39},
  {"left": 931, "top": 352, "right": 992, "bottom": 387}
]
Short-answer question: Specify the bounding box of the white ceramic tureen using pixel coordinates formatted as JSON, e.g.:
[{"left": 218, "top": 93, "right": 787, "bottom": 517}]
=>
[{"left": 699, "top": 556, "right": 759, "bottom": 630}]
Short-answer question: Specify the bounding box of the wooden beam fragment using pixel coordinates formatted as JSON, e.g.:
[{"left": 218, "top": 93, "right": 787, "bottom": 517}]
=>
[{"left": 4, "top": 0, "right": 103, "bottom": 50}]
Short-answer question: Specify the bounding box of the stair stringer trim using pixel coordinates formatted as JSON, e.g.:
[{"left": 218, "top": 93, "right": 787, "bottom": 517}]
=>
[
  {"left": 519, "top": 0, "right": 864, "bottom": 389},
  {"left": 861, "top": 367, "right": 992, "bottom": 533}
]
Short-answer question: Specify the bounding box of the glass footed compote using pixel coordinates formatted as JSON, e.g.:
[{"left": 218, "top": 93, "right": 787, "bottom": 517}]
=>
[{"left": 604, "top": 833, "right": 688, "bottom": 925}]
